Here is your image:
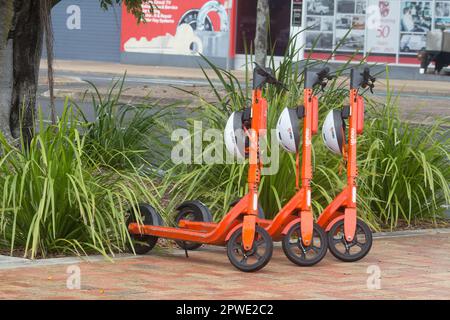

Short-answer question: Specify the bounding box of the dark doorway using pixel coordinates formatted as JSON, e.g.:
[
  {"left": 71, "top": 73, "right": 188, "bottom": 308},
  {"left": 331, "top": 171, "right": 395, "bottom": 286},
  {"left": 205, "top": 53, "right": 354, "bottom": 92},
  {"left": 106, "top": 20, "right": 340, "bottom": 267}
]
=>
[{"left": 236, "top": 0, "right": 291, "bottom": 56}]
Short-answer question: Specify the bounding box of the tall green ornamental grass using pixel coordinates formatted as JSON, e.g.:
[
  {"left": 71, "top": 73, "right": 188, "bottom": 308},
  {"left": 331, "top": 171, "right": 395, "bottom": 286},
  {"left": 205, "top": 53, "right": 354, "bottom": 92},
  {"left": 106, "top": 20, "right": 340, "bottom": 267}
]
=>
[
  {"left": 0, "top": 106, "right": 162, "bottom": 258},
  {"left": 76, "top": 77, "right": 173, "bottom": 170},
  {"left": 358, "top": 87, "right": 450, "bottom": 228},
  {"left": 163, "top": 44, "right": 450, "bottom": 230}
]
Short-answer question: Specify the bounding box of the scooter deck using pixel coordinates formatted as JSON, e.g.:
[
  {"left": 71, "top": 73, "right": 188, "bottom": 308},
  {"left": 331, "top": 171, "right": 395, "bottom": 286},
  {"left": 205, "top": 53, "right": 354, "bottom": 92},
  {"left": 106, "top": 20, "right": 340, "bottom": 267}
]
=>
[
  {"left": 178, "top": 217, "right": 295, "bottom": 242},
  {"left": 128, "top": 193, "right": 256, "bottom": 246}
]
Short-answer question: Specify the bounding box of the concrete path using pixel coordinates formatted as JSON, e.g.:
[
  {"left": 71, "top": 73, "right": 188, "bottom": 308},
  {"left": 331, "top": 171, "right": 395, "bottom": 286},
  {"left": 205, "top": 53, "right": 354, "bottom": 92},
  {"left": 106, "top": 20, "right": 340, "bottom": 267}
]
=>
[{"left": 1, "top": 230, "right": 449, "bottom": 300}]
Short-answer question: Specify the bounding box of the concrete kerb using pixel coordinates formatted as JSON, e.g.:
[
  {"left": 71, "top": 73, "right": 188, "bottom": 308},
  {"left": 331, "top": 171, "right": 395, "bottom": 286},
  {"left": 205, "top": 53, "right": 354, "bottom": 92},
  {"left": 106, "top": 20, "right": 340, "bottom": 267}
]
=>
[{"left": 1, "top": 227, "right": 449, "bottom": 270}]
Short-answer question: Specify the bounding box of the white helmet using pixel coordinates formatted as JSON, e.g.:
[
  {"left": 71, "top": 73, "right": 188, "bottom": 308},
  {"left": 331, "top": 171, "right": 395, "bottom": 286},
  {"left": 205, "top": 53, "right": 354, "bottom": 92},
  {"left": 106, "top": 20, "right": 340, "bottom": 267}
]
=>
[
  {"left": 276, "top": 107, "right": 300, "bottom": 153},
  {"left": 322, "top": 109, "right": 346, "bottom": 155},
  {"left": 224, "top": 111, "right": 247, "bottom": 159}
]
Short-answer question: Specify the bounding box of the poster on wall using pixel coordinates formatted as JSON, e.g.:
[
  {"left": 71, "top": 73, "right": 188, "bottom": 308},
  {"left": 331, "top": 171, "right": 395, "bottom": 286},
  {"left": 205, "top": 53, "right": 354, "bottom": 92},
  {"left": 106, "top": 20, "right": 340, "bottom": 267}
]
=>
[
  {"left": 366, "top": 0, "right": 400, "bottom": 54},
  {"left": 305, "top": 32, "right": 333, "bottom": 49},
  {"left": 121, "top": 0, "right": 232, "bottom": 58},
  {"left": 335, "top": 29, "right": 365, "bottom": 51},
  {"left": 334, "top": 0, "right": 365, "bottom": 51},
  {"left": 399, "top": 1, "right": 432, "bottom": 53},
  {"left": 305, "top": 0, "right": 335, "bottom": 50},
  {"left": 400, "top": 1, "right": 432, "bottom": 33},
  {"left": 435, "top": 1, "right": 450, "bottom": 30},
  {"left": 306, "top": 0, "right": 335, "bottom": 15}
]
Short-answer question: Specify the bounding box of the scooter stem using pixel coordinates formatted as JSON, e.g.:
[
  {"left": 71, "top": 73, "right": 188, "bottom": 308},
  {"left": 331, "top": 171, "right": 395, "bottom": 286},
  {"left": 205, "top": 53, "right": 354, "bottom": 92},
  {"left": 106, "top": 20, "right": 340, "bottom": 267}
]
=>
[
  {"left": 242, "top": 87, "right": 267, "bottom": 250},
  {"left": 343, "top": 88, "right": 360, "bottom": 242},
  {"left": 347, "top": 89, "right": 359, "bottom": 208},
  {"left": 298, "top": 87, "right": 318, "bottom": 246}
]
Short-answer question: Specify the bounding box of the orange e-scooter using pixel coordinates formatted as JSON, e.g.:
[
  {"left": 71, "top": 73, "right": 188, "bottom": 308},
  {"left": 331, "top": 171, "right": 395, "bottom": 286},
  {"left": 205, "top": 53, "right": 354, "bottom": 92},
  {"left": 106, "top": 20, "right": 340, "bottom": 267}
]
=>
[
  {"left": 174, "top": 67, "right": 335, "bottom": 267},
  {"left": 127, "top": 64, "right": 285, "bottom": 272},
  {"left": 317, "top": 66, "right": 376, "bottom": 262},
  {"left": 252, "top": 66, "right": 335, "bottom": 266}
]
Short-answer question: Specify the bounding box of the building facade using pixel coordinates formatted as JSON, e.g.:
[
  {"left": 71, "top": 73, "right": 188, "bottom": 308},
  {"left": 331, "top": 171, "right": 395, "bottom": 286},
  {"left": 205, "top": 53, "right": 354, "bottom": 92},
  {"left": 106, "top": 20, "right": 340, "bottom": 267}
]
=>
[
  {"left": 51, "top": 0, "right": 450, "bottom": 68},
  {"left": 52, "top": 0, "right": 121, "bottom": 62}
]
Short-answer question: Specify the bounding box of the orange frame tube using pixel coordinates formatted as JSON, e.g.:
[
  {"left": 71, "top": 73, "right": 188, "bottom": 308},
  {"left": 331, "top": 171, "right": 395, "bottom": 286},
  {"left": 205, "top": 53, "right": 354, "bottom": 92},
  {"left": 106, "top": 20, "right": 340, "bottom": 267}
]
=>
[{"left": 316, "top": 88, "right": 361, "bottom": 241}]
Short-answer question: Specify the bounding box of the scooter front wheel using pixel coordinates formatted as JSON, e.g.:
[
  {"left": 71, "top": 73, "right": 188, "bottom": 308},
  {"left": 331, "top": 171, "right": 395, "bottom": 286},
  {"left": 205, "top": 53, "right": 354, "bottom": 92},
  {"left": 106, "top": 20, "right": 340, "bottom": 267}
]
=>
[
  {"left": 327, "top": 219, "right": 373, "bottom": 262},
  {"left": 282, "top": 222, "right": 328, "bottom": 266},
  {"left": 227, "top": 225, "right": 273, "bottom": 272}
]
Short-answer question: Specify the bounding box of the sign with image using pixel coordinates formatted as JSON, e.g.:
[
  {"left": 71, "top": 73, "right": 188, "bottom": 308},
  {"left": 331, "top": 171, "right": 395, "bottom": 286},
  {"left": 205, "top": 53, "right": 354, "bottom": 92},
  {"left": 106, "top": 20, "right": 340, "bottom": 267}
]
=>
[
  {"left": 366, "top": 0, "right": 400, "bottom": 54},
  {"left": 121, "top": 0, "right": 232, "bottom": 58},
  {"left": 399, "top": 1, "right": 432, "bottom": 53},
  {"left": 334, "top": 0, "right": 366, "bottom": 51},
  {"left": 292, "top": 0, "right": 303, "bottom": 27},
  {"left": 305, "top": 0, "right": 335, "bottom": 49},
  {"left": 435, "top": 1, "right": 450, "bottom": 30}
]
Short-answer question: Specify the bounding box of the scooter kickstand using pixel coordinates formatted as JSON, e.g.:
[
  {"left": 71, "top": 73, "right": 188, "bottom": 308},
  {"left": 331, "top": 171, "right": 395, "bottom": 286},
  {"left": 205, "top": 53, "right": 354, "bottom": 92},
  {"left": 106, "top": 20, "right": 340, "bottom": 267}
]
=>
[{"left": 182, "top": 241, "right": 189, "bottom": 258}]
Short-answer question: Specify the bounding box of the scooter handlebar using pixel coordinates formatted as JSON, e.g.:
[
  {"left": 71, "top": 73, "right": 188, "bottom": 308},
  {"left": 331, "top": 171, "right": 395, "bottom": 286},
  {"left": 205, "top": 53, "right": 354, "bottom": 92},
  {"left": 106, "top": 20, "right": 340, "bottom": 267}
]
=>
[
  {"left": 253, "top": 63, "right": 289, "bottom": 90},
  {"left": 351, "top": 67, "right": 376, "bottom": 92},
  {"left": 304, "top": 67, "right": 334, "bottom": 90}
]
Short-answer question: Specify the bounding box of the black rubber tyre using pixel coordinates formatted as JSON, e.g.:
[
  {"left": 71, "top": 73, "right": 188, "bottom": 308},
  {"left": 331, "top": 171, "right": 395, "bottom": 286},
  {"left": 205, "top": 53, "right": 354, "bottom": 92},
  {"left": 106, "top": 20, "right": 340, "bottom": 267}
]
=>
[
  {"left": 328, "top": 219, "right": 373, "bottom": 262},
  {"left": 127, "top": 204, "right": 160, "bottom": 255},
  {"left": 282, "top": 222, "right": 328, "bottom": 266},
  {"left": 174, "top": 206, "right": 207, "bottom": 251},
  {"left": 226, "top": 225, "right": 273, "bottom": 272}
]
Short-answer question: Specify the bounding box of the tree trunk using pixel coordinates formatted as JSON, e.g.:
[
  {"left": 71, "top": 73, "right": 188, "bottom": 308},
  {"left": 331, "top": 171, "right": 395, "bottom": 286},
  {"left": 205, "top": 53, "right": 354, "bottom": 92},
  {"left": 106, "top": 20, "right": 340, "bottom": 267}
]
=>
[
  {"left": 11, "top": 0, "right": 44, "bottom": 144},
  {"left": 0, "top": 41, "right": 14, "bottom": 143},
  {"left": 0, "top": 0, "right": 15, "bottom": 142},
  {"left": 0, "top": 0, "right": 43, "bottom": 145},
  {"left": 255, "top": 0, "right": 269, "bottom": 67},
  {"left": 42, "top": 0, "right": 56, "bottom": 125}
]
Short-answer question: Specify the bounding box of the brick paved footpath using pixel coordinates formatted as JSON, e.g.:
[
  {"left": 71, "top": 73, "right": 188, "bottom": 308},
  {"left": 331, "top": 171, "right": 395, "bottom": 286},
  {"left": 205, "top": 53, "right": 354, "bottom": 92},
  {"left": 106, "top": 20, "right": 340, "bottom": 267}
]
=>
[{"left": 1, "top": 233, "right": 449, "bottom": 300}]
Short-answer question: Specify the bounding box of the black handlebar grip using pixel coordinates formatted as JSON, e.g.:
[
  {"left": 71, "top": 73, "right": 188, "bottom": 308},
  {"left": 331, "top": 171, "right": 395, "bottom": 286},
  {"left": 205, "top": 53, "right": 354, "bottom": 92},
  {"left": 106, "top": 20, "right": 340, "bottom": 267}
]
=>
[
  {"left": 304, "top": 67, "right": 330, "bottom": 89},
  {"left": 253, "top": 63, "right": 288, "bottom": 90},
  {"left": 317, "top": 67, "right": 331, "bottom": 80},
  {"left": 350, "top": 67, "right": 375, "bottom": 91}
]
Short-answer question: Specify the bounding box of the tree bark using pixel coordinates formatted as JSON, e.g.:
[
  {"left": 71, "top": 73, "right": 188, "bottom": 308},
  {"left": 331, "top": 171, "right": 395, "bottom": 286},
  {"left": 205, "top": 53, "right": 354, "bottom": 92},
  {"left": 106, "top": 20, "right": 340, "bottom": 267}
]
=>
[
  {"left": 42, "top": 0, "right": 56, "bottom": 125},
  {"left": 0, "top": 0, "right": 43, "bottom": 145},
  {"left": 0, "top": 0, "right": 14, "bottom": 45},
  {"left": 255, "top": 0, "right": 269, "bottom": 67},
  {"left": 0, "top": 41, "right": 14, "bottom": 143},
  {"left": 0, "top": 0, "right": 15, "bottom": 142}
]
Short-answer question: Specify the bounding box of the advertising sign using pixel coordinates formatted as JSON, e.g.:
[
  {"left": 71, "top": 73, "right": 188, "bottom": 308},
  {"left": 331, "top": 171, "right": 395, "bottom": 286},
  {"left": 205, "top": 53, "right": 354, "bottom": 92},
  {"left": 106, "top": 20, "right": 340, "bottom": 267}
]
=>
[
  {"left": 399, "top": 1, "right": 432, "bottom": 53},
  {"left": 305, "top": 0, "right": 335, "bottom": 50},
  {"left": 121, "top": 0, "right": 232, "bottom": 58},
  {"left": 366, "top": 0, "right": 400, "bottom": 54},
  {"left": 334, "top": 0, "right": 366, "bottom": 52}
]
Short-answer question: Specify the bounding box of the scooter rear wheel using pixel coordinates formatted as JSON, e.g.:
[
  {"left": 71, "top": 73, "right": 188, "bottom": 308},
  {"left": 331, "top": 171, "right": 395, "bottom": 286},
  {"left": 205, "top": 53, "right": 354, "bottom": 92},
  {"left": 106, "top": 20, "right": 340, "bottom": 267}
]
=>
[
  {"left": 174, "top": 206, "right": 207, "bottom": 251},
  {"left": 127, "top": 204, "right": 160, "bottom": 255},
  {"left": 226, "top": 225, "right": 273, "bottom": 272},
  {"left": 327, "top": 219, "right": 373, "bottom": 262},
  {"left": 282, "top": 222, "right": 328, "bottom": 266}
]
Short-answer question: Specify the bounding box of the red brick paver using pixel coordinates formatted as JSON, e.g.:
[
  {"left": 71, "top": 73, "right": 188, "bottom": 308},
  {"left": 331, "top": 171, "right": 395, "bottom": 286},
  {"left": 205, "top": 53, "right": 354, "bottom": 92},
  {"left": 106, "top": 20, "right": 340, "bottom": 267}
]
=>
[{"left": 1, "top": 234, "right": 449, "bottom": 300}]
